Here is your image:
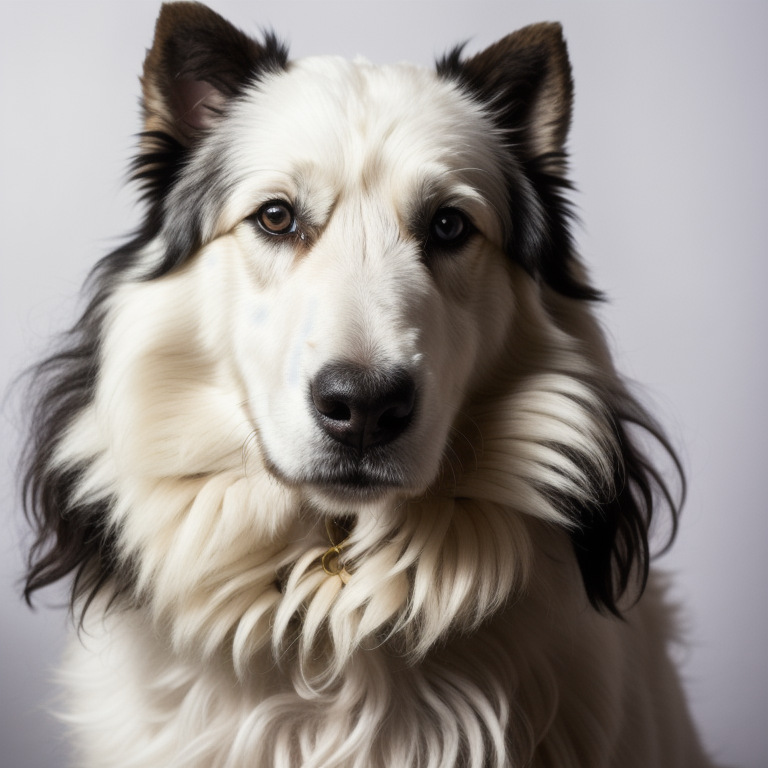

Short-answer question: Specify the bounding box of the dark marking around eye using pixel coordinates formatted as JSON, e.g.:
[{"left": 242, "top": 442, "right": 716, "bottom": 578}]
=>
[{"left": 426, "top": 207, "right": 474, "bottom": 254}]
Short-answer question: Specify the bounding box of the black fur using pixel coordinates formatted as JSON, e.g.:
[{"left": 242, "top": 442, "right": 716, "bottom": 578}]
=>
[
  {"left": 569, "top": 399, "right": 682, "bottom": 616},
  {"left": 22, "top": 247, "right": 138, "bottom": 609}
]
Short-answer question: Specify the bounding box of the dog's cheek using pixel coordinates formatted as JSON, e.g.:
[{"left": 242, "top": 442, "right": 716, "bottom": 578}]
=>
[
  {"left": 467, "top": 250, "right": 518, "bottom": 386},
  {"left": 427, "top": 244, "right": 516, "bottom": 396}
]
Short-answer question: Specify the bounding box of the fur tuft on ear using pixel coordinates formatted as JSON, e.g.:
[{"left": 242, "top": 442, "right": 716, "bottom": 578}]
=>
[{"left": 437, "top": 24, "right": 598, "bottom": 300}]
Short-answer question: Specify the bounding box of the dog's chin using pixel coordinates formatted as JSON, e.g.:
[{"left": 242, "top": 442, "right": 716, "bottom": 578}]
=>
[
  {"left": 265, "top": 444, "right": 431, "bottom": 513},
  {"left": 303, "top": 482, "right": 400, "bottom": 516},
  {"left": 303, "top": 461, "right": 417, "bottom": 514}
]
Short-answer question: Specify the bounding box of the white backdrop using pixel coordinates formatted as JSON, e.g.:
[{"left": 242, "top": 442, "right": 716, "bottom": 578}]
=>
[{"left": 1, "top": 2, "right": 765, "bottom": 767}]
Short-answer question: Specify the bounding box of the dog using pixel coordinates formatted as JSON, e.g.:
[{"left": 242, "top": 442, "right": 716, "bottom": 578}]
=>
[{"left": 22, "top": 3, "right": 715, "bottom": 766}]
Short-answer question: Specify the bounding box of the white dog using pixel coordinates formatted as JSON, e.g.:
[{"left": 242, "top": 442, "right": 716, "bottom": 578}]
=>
[{"left": 23, "top": 3, "right": 715, "bottom": 766}]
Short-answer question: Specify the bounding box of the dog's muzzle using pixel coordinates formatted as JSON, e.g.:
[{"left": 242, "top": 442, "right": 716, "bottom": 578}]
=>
[{"left": 310, "top": 362, "right": 416, "bottom": 455}]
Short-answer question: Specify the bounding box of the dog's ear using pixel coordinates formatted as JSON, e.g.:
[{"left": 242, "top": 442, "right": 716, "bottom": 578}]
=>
[
  {"left": 141, "top": 2, "right": 287, "bottom": 146},
  {"left": 131, "top": 3, "right": 288, "bottom": 276},
  {"left": 438, "top": 25, "right": 597, "bottom": 300},
  {"left": 439, "top": 23, "right": 572, "bottom": 163},
  {"left": 452, "top": 24, "right": 572, "bottom": 161}
]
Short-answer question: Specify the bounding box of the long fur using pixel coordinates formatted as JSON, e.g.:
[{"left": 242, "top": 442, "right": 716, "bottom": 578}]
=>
[{"left": 22, "top": 4, "right": 713, "bottom": 766}]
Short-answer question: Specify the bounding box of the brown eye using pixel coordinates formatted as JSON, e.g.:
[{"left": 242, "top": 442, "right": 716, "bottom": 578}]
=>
[{"left": 255, "top": 201, "right": 296, "bottom": 235}]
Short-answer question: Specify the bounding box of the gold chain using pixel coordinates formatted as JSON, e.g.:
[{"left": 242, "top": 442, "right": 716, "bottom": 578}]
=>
[{"left": 321, "top": 518, "right": 352, "bottom": 584}]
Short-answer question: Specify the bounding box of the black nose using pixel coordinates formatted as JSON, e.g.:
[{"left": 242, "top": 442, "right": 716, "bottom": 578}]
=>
[{"left": 310, "top": 362, "right": 416, "bottom": 453}]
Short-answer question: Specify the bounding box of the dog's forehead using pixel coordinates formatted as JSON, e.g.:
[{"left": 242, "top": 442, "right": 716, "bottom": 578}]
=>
[{"left": 227, "top": 55, "right": 504, "bottom": 204}]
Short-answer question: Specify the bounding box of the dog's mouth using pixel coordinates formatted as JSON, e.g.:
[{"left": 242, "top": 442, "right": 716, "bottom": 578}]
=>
[
  {"left": 306, "top": 444, "right": 414, "bottom": 500},
  {"left": 261, "top": 440, "right": 416, "bottom": 504}
]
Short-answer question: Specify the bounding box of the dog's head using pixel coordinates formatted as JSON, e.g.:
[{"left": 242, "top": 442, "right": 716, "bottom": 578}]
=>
[
  {"left": 132, "top": 3, "right": 591, "bottom": 514},
  {"left": 23, "top": 3, "right": 678, "bottom": 671}
]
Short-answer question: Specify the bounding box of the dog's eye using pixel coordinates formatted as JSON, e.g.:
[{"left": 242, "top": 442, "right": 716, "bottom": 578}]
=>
[
  {"left": 255, "top": 201, "right": 296, "bottom": 235},
  {"left": 429, "top": 208, "right": 470, "bottom": 247}
]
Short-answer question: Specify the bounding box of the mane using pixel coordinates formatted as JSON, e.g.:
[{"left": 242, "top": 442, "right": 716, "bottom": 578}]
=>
[{"left": 22, "top": 250, "right": 682, "bottom": 688}]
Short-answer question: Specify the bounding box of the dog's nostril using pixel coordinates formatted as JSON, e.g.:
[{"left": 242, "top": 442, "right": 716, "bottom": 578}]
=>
[
  {"left": 378, "top": 401, "right": 411, "bottom": 429},
  {"left": 314, "top": 398, "right": 352, "bottom": 422},
  {"left": 310, "top": 362, "right": 416, "bottom": 452}
]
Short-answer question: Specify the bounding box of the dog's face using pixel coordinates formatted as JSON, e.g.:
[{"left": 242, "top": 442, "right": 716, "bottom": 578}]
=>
[
  {"left": 107, "top": 6, "right": 580, "bottom": 519},
  {"left": 183, "top": 58, "right": 514, "bottom": 511}
]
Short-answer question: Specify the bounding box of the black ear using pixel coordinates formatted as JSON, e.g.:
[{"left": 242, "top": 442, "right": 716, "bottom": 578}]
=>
[
  {"left": 141, "top": 1, "right": 287, "bottom": 145},
  {"left": 133, "top": 3, "right": 288, "bottom": 277},
  {"left": 443, "top": 23, "right": 573, "bottom": 161},
  {"left": 438, "top": 24, "right": 597, "bottom": 300}
]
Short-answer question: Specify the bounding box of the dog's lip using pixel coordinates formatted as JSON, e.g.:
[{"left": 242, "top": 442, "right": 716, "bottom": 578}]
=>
[
  {"left": 307, "top": 467, "right": 404, "bottom": 491},
  {"left": 261, "top": 445, "right": 411, "bottom": 499},
  {"left": 303, "top": 463, "right": 412, "bottom": 500}
]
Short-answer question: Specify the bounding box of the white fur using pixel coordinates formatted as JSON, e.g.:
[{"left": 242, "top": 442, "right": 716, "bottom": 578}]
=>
[{"left": 48, "top": 52, "right": 712, "bottom": 767}]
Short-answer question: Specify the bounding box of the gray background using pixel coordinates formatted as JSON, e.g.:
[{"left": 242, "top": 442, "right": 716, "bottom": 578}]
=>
[{"left": 1, "top": 2, "right": 765, "bottom": 767}]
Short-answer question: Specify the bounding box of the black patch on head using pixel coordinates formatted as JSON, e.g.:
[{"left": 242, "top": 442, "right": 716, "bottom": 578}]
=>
[{"left": 437, "top": 28, "right": 600, "bottom": 301}]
